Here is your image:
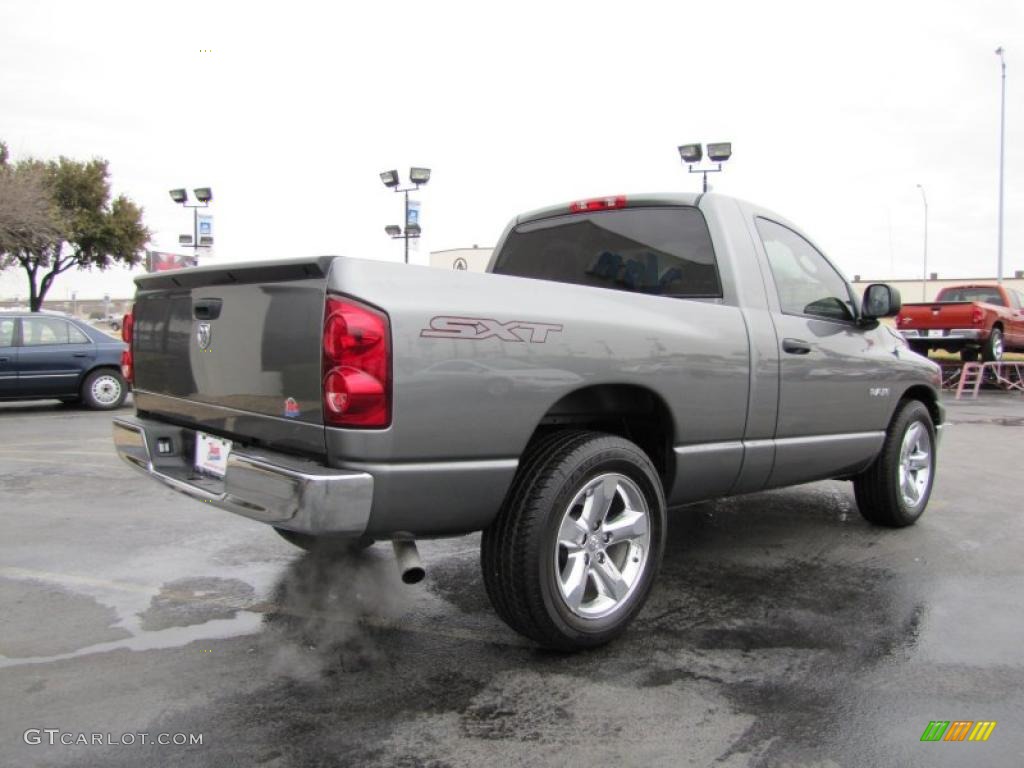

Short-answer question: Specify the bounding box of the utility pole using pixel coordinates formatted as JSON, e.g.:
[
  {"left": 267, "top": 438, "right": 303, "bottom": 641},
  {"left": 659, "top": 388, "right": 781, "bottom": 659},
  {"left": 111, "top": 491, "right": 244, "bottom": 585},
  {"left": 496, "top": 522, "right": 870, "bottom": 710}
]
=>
[
  {"left": 996, "top": 47, "right": 1007, "bottom": 284},
  {"left": 916, "top": 184, "right": 928, "bottom": 301}
]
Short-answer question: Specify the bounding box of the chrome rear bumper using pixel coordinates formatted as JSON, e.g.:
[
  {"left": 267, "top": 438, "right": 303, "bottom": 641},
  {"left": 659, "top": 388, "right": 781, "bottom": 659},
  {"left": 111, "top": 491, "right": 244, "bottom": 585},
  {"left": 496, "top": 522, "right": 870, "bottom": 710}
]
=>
[
  {"left": 112, "top": 416, "right": 373, "bottom": 535},
  {"left": 900, "top": 329, "right": 982, "bottom": 341}
]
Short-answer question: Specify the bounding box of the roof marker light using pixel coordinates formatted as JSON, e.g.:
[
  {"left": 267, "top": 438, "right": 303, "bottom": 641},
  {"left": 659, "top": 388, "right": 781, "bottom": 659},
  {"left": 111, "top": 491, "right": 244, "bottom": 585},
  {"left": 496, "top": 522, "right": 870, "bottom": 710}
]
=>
[{"left": 569, "top": 196, "right": 627, "bottom": 213}]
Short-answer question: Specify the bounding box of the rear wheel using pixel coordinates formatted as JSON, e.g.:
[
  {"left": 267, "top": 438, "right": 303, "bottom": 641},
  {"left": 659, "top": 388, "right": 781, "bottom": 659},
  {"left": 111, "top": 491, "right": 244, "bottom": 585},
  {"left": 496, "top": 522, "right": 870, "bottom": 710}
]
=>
[
  {"left": 981, "top": 328, "right": 1004, "bottom": 362},
  {"left": 853, "top": 400, "right": 936, "bottom": 527},
  {"left": 81, "top": 369, "right": 126, "bottom": 410},
  {"left": 274, "top": 528, "right": 374, "bottom": 555},
  {"left": 481, "top": 431, "right": 666, "bottom": 650}
]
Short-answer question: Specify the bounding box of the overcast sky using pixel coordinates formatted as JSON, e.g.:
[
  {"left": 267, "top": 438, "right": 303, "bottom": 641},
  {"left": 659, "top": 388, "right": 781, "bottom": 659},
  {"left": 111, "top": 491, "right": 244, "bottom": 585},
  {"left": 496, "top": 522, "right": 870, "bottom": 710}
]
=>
[{"left": 1, "top": 0, "right": 1021, "bottom": 301}]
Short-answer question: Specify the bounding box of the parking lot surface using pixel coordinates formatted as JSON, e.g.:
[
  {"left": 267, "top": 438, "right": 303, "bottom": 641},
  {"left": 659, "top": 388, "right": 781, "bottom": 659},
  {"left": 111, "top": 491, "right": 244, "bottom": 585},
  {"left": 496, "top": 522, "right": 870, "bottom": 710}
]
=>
[{"left": 2, "top": 395, "right": 1023, "bottom": 767}]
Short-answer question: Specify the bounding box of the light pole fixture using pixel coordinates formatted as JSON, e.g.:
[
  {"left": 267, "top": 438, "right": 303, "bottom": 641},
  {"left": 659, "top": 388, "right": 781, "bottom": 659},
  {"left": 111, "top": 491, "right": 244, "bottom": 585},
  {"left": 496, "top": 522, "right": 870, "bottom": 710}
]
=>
[
  {"left": 678, "top": 142, "right": 732, "bottom": 192},
  {"left": 916, "top": 184, "right": 928, "bottom": 301},
  {"left": 379, "top": 167, "right": 431, "bottom": 264},
  {"left": 996, "top": 46, "right": 1007, "bottom": 284},
  {"left": 169, "top": 187, "right": 212, "bottom": 257}
]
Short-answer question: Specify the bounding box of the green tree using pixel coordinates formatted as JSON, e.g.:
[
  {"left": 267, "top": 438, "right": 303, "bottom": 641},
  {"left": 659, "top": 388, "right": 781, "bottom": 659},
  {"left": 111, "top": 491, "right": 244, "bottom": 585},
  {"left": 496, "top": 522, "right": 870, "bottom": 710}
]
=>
[{"left": 0, "top": 140, "right": 150, "bottom": 311}]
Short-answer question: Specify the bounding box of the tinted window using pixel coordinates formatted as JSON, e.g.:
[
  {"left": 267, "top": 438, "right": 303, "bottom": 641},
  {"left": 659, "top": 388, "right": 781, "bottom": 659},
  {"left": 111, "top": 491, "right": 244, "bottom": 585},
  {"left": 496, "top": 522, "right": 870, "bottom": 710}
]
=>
[
  {"left": 493, "top": 207, "right": 721, "bottom": 298},
  {"left": 756, "top": 218, "right": 855, "bottom": 322},
  {"left": 22, "top": 317, "right": 72, "bottom": 346},
  {"left": 935, "top": 287, "right": 1006, "bottom": 306}
]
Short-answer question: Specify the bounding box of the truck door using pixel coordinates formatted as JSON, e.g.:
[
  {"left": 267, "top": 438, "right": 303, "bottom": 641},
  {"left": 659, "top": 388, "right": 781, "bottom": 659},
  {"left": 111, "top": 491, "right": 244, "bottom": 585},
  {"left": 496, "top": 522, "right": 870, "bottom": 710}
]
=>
[
  {"left": 1007, "top": 289, "right": 1024, "bottom": 349},
  {"left": 752, "top": 217, "right": 890, "bottom": 488}
]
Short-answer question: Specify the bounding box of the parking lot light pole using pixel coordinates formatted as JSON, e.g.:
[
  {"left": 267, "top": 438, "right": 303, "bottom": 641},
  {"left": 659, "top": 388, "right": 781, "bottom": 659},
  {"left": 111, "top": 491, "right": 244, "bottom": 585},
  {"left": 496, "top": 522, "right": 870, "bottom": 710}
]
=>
[
  {"left": 996, "top": 47, "right": 1007, "bottom": 284},
  {"left": 169, "top": 188, "right": 213, "bottom": 259},
  {"left": 678, "top": 142, "right": 732, "bottom": 192},
  {"left": 916, "top": 184, "right": 928, "bottom": 301},
  {"left": 380, "top": 168, "right": 430, "bottom": 264}
]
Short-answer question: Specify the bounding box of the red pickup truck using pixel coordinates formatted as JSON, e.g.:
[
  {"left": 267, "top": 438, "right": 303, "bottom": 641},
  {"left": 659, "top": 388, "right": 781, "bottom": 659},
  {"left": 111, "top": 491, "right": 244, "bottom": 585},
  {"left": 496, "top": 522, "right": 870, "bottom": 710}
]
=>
[{"left": 897, "top": 283, "right": 1024, "bottom": 361}]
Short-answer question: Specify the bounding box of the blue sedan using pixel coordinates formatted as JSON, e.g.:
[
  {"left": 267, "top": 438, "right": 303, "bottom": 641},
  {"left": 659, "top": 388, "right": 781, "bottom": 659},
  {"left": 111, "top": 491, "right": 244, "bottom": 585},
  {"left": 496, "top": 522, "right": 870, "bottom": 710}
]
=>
[{"left": 0, "top": 312, "right": 128, "bottom": 409}]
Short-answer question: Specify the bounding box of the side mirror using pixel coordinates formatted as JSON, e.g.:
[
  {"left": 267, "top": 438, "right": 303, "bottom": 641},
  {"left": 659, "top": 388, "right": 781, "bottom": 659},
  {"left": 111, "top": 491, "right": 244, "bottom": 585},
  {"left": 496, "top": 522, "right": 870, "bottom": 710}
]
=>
[{"left": 861, "top": 283, "right": 902, "bottom": 320}]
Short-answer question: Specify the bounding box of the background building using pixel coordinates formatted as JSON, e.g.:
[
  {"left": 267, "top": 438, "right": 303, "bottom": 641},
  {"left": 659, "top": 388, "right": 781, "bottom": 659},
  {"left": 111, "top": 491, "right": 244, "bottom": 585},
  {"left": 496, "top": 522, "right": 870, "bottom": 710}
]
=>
[
  {"left": 851, "top": 273, "right": 1024, "bottom": 302},
  {"left": 429, "top": 246, "right": 493, "bottom": 272}
]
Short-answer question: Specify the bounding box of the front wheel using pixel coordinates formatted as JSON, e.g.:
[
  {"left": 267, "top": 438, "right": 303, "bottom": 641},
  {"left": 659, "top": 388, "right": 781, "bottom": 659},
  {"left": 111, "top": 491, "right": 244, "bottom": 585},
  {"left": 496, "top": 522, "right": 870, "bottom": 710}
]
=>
[
  {"left": 481, "top": 431, "right": 666, "bottom": 650},
  {"left": 81, "top": 369, "right": 126, "bottom": 410},
  {"left": 853, "top": 400, "right": 936, "bottom": 527}
]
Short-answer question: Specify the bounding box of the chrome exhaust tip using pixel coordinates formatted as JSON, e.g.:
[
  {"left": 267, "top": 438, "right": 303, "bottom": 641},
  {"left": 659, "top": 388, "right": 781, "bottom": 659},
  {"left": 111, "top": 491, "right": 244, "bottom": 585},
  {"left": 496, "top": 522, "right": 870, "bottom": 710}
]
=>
[{"left": 392, "top": 539, "right": 425, "bottom": 584}]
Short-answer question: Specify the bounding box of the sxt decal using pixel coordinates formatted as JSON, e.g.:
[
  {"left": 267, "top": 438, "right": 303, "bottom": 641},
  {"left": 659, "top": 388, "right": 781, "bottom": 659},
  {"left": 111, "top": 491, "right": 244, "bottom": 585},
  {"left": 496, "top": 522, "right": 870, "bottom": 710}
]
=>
[{"left": 421, "top": 316, "right": 563, "bottom": 343}]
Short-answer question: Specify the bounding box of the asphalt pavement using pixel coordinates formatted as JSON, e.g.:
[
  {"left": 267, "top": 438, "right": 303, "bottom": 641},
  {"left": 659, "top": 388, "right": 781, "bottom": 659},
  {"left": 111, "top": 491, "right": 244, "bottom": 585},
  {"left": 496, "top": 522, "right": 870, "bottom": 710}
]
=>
[{"left": 1, "top": 394, "right": 1022, "bottom": 767}]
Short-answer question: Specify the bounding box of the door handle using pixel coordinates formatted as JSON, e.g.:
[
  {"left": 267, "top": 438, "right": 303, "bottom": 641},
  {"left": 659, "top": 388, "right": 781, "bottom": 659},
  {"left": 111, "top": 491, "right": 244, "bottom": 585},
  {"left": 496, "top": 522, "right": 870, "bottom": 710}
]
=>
[
  {"left": 73, "top": 353, "right": 90, "bottom": 358},
  {"left": 193, "top": 298, "right": 223, "bottom": 320},
  {"left": 782, "top": 338, "right": 812, "bottom": 355}
]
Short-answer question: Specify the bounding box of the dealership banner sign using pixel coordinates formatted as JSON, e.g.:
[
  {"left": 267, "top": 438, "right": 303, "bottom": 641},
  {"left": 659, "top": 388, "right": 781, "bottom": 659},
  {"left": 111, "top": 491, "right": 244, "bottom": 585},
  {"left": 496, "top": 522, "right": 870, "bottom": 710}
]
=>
[{"left": 146, "top": 251, "right": 197, "bottom": 273}]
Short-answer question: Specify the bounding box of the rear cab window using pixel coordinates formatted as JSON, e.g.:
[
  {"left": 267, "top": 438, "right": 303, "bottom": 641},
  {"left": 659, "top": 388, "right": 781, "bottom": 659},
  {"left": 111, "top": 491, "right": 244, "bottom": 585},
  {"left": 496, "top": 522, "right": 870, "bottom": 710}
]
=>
[
  {"left": 935, "top": 287, "right": 1006, "bottom": 306},
  {"left": 492, "top": 206, "right": 722, "bottom": 299}
]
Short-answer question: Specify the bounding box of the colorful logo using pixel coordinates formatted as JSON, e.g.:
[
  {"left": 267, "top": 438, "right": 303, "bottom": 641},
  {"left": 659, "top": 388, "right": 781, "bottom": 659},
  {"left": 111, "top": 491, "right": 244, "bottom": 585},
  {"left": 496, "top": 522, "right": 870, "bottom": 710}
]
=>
[
  {"left": 920, "top": 721, "right": 997, "bottom": 742},
  {"left": 207, "top": 443, "right": 221, "bottom": 460},
  {"left": 284, "top": 397, "right": 300, "bottom": 418}
]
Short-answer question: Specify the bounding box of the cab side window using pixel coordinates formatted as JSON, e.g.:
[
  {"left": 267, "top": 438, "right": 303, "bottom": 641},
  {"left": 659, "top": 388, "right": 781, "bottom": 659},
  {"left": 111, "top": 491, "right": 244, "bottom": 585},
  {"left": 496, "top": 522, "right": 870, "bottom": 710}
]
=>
[{"left": 756, "top": 218, "right": 856, "bottom": 322}]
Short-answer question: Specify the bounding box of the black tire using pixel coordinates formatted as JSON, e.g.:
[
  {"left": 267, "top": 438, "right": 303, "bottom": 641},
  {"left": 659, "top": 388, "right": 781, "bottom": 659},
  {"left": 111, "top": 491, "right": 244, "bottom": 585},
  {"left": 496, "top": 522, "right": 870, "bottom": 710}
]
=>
[
  {"left": 273, "top": 528, "right": 375, "bottom": 555},
  {"left": 81, "top": 368, "right": 127, "bottom": 410},
  {"left": 981, "top": 327, "right": 1004, "bottom": 362},
  {"left": 909, "top": 342, "right": 929, "bottom": 357},
  {"left": 960, "top": 348, "right": 979, "bottom": 363},
  {"left": 481, "top": 430, "right": 666, "bottom": 650},
  {"left": 853, "top": 400, "right": 936, "bottom": 527}
]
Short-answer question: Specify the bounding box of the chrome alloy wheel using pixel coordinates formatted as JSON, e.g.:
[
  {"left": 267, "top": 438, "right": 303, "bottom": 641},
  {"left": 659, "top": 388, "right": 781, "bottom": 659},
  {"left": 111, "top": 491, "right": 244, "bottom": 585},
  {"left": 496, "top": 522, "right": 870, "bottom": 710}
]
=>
[
  {"left": 898, "top": 421, "right": 932, "bottom": 509},
  {"left": 554, "top": 473, "right": 651, "bottom": 619},
  {"left": 992, "top": 333, "right": 1004, "bottom": 360},
  {"left": 91, "top": 374, "right": 122, "bottom": 406}
]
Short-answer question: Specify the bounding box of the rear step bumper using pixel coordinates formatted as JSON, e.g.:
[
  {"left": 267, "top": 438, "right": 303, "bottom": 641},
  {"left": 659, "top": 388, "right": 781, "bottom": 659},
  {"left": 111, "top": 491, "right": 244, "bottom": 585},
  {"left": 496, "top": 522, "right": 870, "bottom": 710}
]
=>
[{"left": 113, "top": 416, "right": 373, "bottom": 536}]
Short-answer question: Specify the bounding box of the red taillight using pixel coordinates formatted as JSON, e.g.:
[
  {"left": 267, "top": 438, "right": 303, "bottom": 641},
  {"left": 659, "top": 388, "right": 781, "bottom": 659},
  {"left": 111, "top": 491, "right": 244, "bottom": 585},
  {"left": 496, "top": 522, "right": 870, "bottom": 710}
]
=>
[
  {"left": 971, "top": 307, "right": 984, "bottom": 324},
  {"left": 569, "top": 195, "right": 627, "bottom": 213},
  {"left": 120, "top": 308, "right": 134, "bottom": 384},
  {"left": 322, "top": 297, "right": 390, "bottom": 428}
]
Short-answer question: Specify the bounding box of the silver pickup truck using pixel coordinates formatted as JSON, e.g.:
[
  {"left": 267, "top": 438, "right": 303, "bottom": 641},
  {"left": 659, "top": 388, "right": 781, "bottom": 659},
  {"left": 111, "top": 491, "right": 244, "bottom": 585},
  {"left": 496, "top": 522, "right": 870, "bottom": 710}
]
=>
[{"left": 113, "top": 192, "right": 944, "bottom": 650}]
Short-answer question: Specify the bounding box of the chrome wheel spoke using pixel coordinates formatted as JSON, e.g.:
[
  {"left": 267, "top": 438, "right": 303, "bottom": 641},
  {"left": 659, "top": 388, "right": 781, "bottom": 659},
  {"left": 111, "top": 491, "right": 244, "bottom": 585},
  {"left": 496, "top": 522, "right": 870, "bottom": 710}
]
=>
[
  {"left": 592, "top": 557, "right": 629, "bottom": 601},
  {"left": 580, "top": 475, "right": 618, "bottom": 530},
  {"left": 907, "top": 451, "right": 929, "bottom": 471},
  {"left": 902, "top": 473, "right": 918, "bottom": 503},
  {"left": 558, "top": 516, "right": 586, "bottom": 550},
  {"left": 561, "top": 552, "right": 589, "bottom": 610},
  {"left": 602, "top": 509, "right": 648, "bottom": 546}
]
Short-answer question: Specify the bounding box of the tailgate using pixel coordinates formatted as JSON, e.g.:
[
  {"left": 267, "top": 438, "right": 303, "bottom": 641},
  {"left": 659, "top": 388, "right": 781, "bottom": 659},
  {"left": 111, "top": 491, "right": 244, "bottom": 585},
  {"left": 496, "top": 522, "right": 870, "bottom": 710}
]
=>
[
  {"left": 131, "top": 257, "right": 332, "bottom": 456},
  {"left": 899, "top": 301, "right": 976, "bottom": 329}
]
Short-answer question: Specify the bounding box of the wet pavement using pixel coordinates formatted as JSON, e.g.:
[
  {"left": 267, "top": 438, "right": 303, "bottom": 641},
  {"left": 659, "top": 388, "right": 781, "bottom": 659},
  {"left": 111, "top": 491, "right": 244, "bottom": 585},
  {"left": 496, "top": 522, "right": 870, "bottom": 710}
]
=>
[{"left": 2, "top": 395, "right": 1023, "bottom": 767}]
